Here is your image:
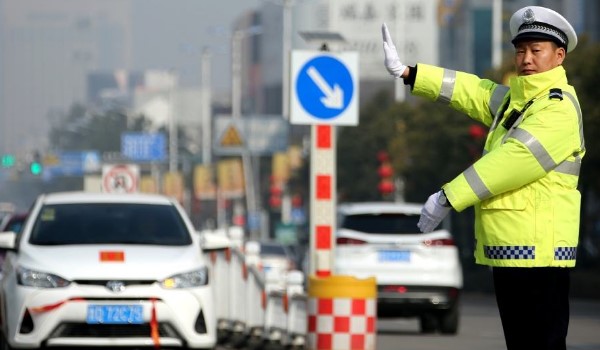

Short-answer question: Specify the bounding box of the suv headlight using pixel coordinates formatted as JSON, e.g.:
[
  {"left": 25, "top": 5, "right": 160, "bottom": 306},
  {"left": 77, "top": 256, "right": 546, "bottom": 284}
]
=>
[
  {"left": 17, "top": 266, "right": 71, "bottom": 288},
  {"left": 160, "top": 267, "right": 208, "bottom": 289}
]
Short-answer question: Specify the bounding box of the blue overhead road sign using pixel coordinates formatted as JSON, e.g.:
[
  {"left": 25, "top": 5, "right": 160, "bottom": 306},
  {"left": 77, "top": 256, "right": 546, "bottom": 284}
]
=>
[
  {"left": 290, "top": 51, "right": 359, "bottom": 125},
  {"left": 44, "top": 151, "right": 101, "bottom": 177},
  {"left": 121, "top": 133, "right": 166, "bottom": 162}
]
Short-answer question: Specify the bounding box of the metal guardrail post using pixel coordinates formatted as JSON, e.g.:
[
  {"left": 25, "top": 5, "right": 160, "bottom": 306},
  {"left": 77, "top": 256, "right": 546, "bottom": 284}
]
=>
[
  {"left": 286, "top": 271, "right": 308, "bottom": 349},
  {"left": 228, "top": 247, "right": 248, "bottom": 347}
]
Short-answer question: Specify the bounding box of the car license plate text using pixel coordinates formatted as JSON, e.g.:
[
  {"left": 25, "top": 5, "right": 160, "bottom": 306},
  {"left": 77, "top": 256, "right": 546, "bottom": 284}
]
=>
[
  {"left": 378, "top": 250, "right": 410, "bottom": 262},
  {"left": 87, "top": 305, "right": 143, "bottom": 324}
]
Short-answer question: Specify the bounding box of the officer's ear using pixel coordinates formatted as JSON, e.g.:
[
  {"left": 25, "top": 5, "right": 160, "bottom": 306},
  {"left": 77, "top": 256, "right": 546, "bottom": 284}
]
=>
[{"left": 555, "top": 45, "right": 566, "bottom": 65}]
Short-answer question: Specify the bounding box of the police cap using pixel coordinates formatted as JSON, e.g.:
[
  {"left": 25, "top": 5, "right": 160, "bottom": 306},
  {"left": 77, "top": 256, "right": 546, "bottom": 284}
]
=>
[{"left": 510, "top": 6, "right": 577, "bottom": 53}]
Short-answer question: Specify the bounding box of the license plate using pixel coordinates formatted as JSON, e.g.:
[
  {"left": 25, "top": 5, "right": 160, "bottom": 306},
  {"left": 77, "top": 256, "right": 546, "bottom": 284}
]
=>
[
  {"left": 87, "top": 305, "right": 143, "bottom": 324},
  {"left": 378, "top": 250, "right": 410, "bottom": 262}
]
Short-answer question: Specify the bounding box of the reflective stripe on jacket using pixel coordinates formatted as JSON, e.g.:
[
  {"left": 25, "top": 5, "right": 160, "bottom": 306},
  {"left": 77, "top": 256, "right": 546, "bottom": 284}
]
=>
[{"left": 412, "top": 64, "right": 585, "bottom": 267}]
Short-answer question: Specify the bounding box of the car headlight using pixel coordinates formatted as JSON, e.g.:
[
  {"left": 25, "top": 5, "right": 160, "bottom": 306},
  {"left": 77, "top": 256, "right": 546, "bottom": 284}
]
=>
[
  {"left": 160, "top": 267, "right": 209, "bottom": 289},
  {"left": 17, "top": 266, "right": 71, "bottom": 288}
]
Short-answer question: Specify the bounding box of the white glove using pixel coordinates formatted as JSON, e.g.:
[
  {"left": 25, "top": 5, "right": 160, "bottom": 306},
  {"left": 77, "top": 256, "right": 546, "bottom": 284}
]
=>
[
  {"left": 381, "top": 23, "right": 407, "bottom": 78},
  {"left": 417, "top": 191, "right": 451, "bottom": 233}
]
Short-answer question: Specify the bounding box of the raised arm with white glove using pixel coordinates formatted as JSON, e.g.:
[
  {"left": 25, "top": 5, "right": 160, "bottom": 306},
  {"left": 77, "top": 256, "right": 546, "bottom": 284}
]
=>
[
  {"left": 381, "top": 23, "right": 407, "bottom": 78},
  {"left": 417, "top": 190, "right": 452, "bottom": 233}
]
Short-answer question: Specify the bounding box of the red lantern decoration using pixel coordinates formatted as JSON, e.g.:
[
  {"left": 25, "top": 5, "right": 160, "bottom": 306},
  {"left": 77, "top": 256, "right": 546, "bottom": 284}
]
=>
[
  {"left": 469, "top": 124, "right": 486, "bottom": 140},
  {"left": 376, "top": 150, "right": 395, "bottom": 197},
  {"left": 291, "top": 194, "right": 303, "bottom": 208},
  {"left": 377, "top": 150, "right": 390, "bottom": 162},
  {"left": 378, "top": 179, "right": 395, "bottom": 195},
  {"left": 269, "top": 195, "right": 282, "bottom": 208},
  {"left": 378, "top": 164, "right": 394, "bottom": 178},
  {"left": 269, "top": 184, "right": 283, "bottom": 196}
]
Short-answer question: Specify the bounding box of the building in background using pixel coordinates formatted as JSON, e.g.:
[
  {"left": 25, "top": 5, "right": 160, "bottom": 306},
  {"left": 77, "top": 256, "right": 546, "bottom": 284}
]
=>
[
  {"left": 1, "top": 0, "right": 597, "bottom": 157},
  {"left": 236, "top": 0, "right": 440, "bottom": 117},
  {"left": 0, "top": 0, "right": 133, "bottom": 155},
  {"left": 234, "top": 0, "right": 598, "bottom": 118},
  {"left": 87, "top": 70, "right": 146, "bottom": 111},
  {"left": 0, "top": 0, "right": 262, "bottom": 156}
]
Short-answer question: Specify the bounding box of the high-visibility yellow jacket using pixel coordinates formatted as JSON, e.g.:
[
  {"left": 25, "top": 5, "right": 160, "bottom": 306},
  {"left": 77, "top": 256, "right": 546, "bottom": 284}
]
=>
[{"left": 412, "top": 64, "right": 585, "bottom": 267}]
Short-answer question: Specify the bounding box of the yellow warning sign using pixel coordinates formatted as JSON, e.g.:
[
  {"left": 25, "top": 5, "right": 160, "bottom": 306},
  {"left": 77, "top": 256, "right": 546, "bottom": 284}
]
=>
[{"left": 220, "top": 125, "right": 244, "bottom": 147}]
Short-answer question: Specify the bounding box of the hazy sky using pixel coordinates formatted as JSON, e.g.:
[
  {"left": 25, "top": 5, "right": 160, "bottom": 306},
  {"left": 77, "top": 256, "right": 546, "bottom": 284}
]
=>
[{"left": 130, "top": 0, "right": 264, "bottom": 98}]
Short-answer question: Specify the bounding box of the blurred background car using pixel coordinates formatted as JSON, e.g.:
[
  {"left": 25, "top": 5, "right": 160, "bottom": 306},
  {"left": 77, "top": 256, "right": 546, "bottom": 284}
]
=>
[
  {"left": 0, "top": 212, "right": 28, "bottom": 234},
  {"left": 0, "top": 191, "right": 227, "bottom": 349},
  {"left": 0, "top": 212, "right": 28, "bottom": 269},
  {"left": 334, "top": 201, "right": 463, "bottom": 335},
  {"left": 258, "top": 240, "right": 297, "bottom": 276}
]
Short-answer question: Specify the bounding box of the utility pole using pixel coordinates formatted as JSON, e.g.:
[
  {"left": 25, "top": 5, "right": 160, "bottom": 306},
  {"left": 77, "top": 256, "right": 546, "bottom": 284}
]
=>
[
  {"left": 231, "top": 31, "right": 243, "bottom": 121},
  {"left": 231, "top": 27, "right": 261, "bottom": 236},
  {"left": 492, "top": 0, "right": 502, "bottom": 69},
  {"left": 168, "top": 70, "right": 178, "bottom": 173},
  {"left": 201, "top": 48, "right": 212, "bottom": 165},
  {"left": 282, "top": 0, "right": 293, "bottom": 120}
]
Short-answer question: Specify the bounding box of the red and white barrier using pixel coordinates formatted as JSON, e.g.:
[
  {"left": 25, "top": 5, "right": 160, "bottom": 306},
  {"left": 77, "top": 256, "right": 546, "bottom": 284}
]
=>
[
  {"left": 206, "top": 228, "right": 309, "bottom": 349},
  {"left": 307, "top": 275, "right": 377, "bottom": 350}
]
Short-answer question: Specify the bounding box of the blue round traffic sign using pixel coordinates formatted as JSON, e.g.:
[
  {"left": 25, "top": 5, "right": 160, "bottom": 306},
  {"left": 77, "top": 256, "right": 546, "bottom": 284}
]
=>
[{"left": 296, "top": 55, "right": 354, "bottom": 120}]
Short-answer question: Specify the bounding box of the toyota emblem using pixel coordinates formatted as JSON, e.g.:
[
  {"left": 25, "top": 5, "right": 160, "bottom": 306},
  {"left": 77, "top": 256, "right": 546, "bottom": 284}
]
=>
[{"left": 106, "top": 281, "right": 126, "bottom": 292}]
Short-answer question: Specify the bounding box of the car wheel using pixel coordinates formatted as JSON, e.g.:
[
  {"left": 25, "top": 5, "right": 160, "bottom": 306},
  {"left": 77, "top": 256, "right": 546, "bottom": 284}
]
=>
[
  {"left": 228, "top": 330, "right": 247, "bottom": 348},
  {"left": 0, "top": 336, "right": 13, "bottom": 350},
  {"left": 261, "top": 340, "right": 285, "bottom": 350},
  {"left": 438, "top": 304, "right": 460, "bottom": 335},
  {"left": 419, "top": 314, "right": 438, "bottom": 334}
]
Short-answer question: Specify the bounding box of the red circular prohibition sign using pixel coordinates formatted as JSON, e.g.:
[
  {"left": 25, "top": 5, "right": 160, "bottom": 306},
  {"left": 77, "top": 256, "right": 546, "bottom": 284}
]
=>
[{"left": 103, "top": 165, "right": 138, "bottom": 193}]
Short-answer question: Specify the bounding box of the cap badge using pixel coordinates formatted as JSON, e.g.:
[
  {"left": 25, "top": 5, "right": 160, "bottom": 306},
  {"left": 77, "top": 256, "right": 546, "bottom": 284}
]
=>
[{"left": 523, "top": 8, "right": 535, "bottom": 24}]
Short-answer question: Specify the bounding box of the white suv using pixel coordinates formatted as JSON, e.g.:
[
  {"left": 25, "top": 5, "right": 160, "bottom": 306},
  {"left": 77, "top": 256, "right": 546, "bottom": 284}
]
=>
[
  {"left": 0, "top": 191, "right": 228, "bottom": 349},
  {"left": 335, "top": 202, "right": 463, "bottom": 334}
]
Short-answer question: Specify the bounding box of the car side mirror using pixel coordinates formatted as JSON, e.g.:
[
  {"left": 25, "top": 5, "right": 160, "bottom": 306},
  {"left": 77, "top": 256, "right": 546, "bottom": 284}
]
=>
[
  {"left": 198, "top": 231, "right": 231, "bottom": 252},
  {"left": 0, "top": 231, "right": 17, "bottom": 250}
]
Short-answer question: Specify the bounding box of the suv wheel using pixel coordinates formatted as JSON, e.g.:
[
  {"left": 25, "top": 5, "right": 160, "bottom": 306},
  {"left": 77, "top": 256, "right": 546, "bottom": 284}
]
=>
[
  {"left": 438, "top": 304, "right": 460, "bottom": 335},
  {"left": 419, "top": 314, "right": 438, "bottom": 334}
]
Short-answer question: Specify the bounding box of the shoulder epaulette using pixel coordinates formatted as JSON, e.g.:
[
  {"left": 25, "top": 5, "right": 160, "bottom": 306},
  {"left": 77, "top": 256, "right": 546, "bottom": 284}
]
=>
[{"left": 549, "top": 88, "right": 563, "bottom": 100}]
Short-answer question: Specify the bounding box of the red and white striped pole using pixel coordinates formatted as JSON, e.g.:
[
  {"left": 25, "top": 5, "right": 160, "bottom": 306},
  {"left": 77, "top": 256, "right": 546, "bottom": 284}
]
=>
[{"left": 309, "top": 124, "right": 336, "bottom": 277}]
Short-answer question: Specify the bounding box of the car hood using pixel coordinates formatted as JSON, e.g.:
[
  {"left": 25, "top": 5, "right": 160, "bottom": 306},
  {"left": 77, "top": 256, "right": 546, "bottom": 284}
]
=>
[{"left": 16, "top": 244, "right": 205, "bottom": 280}]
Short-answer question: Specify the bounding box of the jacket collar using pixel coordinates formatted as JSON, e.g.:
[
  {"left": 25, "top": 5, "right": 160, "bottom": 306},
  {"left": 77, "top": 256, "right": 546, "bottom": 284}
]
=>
[{"left": 508, "top": 65, "right": 568, "bottom": 103}]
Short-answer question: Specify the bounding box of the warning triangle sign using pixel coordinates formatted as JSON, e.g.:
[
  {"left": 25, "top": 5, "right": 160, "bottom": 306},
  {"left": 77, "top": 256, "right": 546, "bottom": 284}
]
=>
[{"left": 220, "top": 125, "right": 244, "bottom": 147}]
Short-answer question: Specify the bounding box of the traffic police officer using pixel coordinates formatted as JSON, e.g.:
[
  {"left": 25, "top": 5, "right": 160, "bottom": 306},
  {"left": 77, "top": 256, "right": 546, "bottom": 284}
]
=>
[{"left": 382, "top": 6, "right": 584, "bottom": 350}]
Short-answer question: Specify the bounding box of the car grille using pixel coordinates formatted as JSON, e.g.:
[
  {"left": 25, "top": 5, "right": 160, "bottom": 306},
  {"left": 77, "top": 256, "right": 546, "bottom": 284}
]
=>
[
  {"left": 74, "top": 280, "right": 156, "bottom": 286},
  {"left": 49, "top": 322, "right": 179, "bottom": 338}
]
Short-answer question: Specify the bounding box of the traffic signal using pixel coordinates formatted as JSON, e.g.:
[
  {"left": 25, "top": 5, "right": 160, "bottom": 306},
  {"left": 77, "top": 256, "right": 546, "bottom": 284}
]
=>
[
  {"left": 29, "top": 151, "right": 43, "bottom": 175},
  {"left": 1, "top": 154, "right": 15, "bottom": 168},
  {"left": 29, "top": 162, "right": 43, "bottom": 175},
  {"left": 377, "top": 150, "right": 395, "bottom": 197}
]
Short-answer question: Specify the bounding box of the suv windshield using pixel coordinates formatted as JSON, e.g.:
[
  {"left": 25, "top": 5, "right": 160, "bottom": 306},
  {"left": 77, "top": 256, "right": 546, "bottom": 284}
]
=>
[
  {"left": 260, "top": 243, "right": 288, "bottom": 256},
  {"left": 341, "top": 213, "right": 421, "bottom": 234},
  {"left": 29, "top": 203, "right": 192, "bottom": 246}
]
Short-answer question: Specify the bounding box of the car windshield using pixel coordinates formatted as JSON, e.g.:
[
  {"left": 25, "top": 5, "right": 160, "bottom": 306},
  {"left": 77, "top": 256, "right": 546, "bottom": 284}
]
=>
[
  {"left": 29, "top": 203, "right": 192, "bottom": 246},
  {"left": 341, "top": 213, "right": 421, "bottom": 234},
  {"left": 260, "top": 243, "right": 288, "bottom": 256}
]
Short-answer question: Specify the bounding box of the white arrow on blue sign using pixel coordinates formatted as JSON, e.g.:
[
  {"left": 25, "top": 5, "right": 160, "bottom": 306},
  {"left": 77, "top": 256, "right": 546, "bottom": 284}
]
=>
[{"left": 290, "top": 51, "right": 359, "bottom": 126}]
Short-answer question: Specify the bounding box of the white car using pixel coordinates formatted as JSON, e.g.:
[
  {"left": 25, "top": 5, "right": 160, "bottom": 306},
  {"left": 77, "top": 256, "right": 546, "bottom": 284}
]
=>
[
  {"left": 335, "top": 202, "right": 463, "bottom": 334},
  {"left": 258, "top": 241, "right": 296, "bottom": 275},
  {"left": 0, "top": 191, "right": 229, "bottom": 349}
]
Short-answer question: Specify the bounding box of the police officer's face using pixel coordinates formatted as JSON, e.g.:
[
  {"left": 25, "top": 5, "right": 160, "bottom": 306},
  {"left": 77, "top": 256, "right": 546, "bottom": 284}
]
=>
[{"left": 514, "top": 40, "right": 565, "bottom": 76}]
